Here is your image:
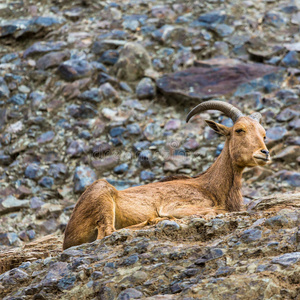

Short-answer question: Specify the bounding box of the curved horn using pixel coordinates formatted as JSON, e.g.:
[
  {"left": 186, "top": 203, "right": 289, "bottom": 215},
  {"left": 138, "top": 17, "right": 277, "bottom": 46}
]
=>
[
  {"left": 186, "top": 100, "right": 244, "bottom": 123},
  {"left": 249, "top": 112, "right": 262, "bottom": 124}
]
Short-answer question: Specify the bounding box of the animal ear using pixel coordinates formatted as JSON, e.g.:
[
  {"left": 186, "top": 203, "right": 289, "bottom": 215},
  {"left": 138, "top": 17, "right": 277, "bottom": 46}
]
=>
[{"left": 205, "top": 120, "right": 230, "bottom": 136}]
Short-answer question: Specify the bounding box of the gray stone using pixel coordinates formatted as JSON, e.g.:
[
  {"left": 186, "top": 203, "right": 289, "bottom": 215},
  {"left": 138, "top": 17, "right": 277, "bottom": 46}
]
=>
[
  {"left": 272, "top": 252, "right": 300, "bottom": 266},
  {"left": 73, "top": 166, "right": 97, "bottom": 193},
  {"left": 113, "top": 42, "right": 152, "bottom": 81},
  {"left": 136, "top": 78, "right": 156, "bottom": 100}
]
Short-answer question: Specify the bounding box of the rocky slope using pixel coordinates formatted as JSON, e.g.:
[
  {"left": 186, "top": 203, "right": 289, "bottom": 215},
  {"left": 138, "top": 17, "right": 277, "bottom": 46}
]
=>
[{"left": 0, "top": 0, "right": 299, "bottom": 298}]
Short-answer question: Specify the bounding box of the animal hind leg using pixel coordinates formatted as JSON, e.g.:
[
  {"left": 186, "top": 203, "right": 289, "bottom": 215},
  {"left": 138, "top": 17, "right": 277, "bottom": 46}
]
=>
[{"left": 126, "top": 216, "right": 176, "bottom": 231}]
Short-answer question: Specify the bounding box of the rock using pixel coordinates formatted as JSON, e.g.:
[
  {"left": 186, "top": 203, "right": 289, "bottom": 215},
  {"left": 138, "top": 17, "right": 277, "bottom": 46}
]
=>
[
  {"left": 0, "top": 77, "right": 10, "bottom": 99},
  {"left": 140, "top": 170, "right": 155, "bottom": 181},
  {"left": 23, "top": 41, "right": 67, "bottom": 58},
  {"left": 0, "top": 17, "right": 66, "bottom": 39},
  {"left": 73, "top": 166, "right": 97, "bottom": 193},
  {"left": 164, "top": 156, "right": 192, "bottom": 172},
  {"left": 273, "top": 146, "right": 300, "bottom": 163},
  {"left": 114, "top": 163, "right": 129, "bottom": 174},
  {"left": 276, "top": 108, "right": 299, "bottom": 122},
  {"left": 133, "top": 141, "right": 150, "bottom": 153},
  {"left": 281, "top": 51, "right": 300, "bottom": 68},
  {"left": 92, "top": 156, "right": 119, "bottom": 171},
  {"left": 156, "top": 59, "right": 284, "bottom": 103},
  {"left": 99, "top": 50, "right": 119, "bottom": 65},
  {"left": 78, "top": 88, "right": 102, "bottom": 103},
  {"left": 110, "top": 127, "right": 126, "bottom": 137},
  {"left": 126, "top": 123, "right": 141, "bottom": 135},
  {"left": 99, "top": 83, "right": 119, "bottom": 102},
  {"left": 240, "top": 229, "right": 262, "bottom": 243},
  {"left": 164, "top": 119, "right": 181, "bottom": 131},
  {"left": 38, "top": 176, "right": 54, "bottom": 188},
  {"left": 136, "top": 78, "right": 156, "bottom": 100},
  {"left": 266, "top": 126, "right": 287, "bottom": 142},
  {"left": 66, "top": 140, "right": 87, "bottom": 157},
  {"left": 58, "top": 59, "right": 93, "bottom": 81},
  {"left": 37, "top": 131, "right": 55, "bottom": 144},
  {"left": 113, "top": 42, "right": 152, "bottom": 81},
  {"left": 159, "top": 220, "right": 180, "bottom": 232},
  {"left": 0, "top": 195, "right": 30, "bottom": 215},
  {"left": 8, "top": 93, "right": 27, "bottom": 105},
  {"left": 48, "top": 163, "right": 68, "bottom": 180},
  {"left": 0, "top": 233, "right": 21, "bottom": 246},
  {"left": 123, "top": 254, "right": 139, "bottom": 266},
  {"left": 143, "top": 123, "right": 161, "bottom": 141},
  {"left": 25, "top": 164, "right": 43, "bottom": 179},
  {"left": 117, "top": 288, "right": 143, "bottom": 299},
  {"left": 277, "top": 171, "right": 300, "bottom": 187},
  {"left": 36, "top": 51, "right": 70, "bottom": 70},
  {"left": 272, "top": 252, "right": 300, "bottom": 266}
]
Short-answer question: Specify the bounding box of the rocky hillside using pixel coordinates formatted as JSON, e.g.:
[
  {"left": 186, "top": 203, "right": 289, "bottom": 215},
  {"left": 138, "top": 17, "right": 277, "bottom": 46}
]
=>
[{"left": 0, "top": 0, "right": 299, "bottom": 298}]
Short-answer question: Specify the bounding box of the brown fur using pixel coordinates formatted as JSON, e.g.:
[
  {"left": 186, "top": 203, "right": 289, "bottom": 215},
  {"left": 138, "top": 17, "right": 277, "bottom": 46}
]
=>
[{"left": 63, "top": 116, "right": 270, "bottom": 249}]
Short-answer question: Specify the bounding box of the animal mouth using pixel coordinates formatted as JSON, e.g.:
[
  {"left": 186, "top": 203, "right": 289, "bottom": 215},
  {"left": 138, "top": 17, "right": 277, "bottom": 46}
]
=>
[{"left": 253, "top": 155, "right": 271, "bottom": 162}]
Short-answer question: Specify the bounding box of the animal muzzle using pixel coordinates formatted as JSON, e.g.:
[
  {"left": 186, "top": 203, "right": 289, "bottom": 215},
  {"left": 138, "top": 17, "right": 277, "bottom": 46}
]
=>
[{"left": 253, "top": 149, "right": 271, "bottom": 163}]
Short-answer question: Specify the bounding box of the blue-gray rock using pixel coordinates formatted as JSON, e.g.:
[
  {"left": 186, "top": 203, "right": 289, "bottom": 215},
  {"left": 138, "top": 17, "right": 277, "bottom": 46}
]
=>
[
  {"left": 114, "top": 163, "right": 129, "bottom": 174},
  {"left": 215, "top": 266, "right": 235, "bottom": 277},
  {"left": 210, "top": 24, "right": 234, "bottom": 37},
  {"left": 36, "top": 51, "right": 70, "bottom": 70},
  {"left": 0, "top": 53, "right": 18, "bottom": 63},
  {"left": 48, "top": 163, "right": 68, "bottom": 179},
  {"left": 99, "top": 50, "right": 119, "bottom": 65},
  {"left": 159, "top": 220, "right": 180, "bottom": 232},
  {"left": 0, "top": 232, "right": 20, "bottom": 246},
  {"left": 29, "top": 91, "right": 46, "bottom": 107},
  {"left": 195, "top": 248, "right": 224, "bottom": 265},
  {"left": 265, "top": 215, "right": 289, "bottom": 228},
  {"left": 109, "top": 127, "right": 126, "bottom": 137},
  {"left": 272, "top": 252, "right": 300, "bottom": 266},
  {"left": 38, "top": 176, "right": 54, "bottom": 188},
  {"left": 282, "top": 51, "right": 300, "bottom": 68},
  {"left": 123, "top": 19, "right": 140, "bottom": 31},
  {"left": 78, "top": 88, "right": 102, "bottom": 103},
  {"left": 123, "top": 254, "right": 139, "bottom": 266},
  {"left": 99, "top": 83, "right": 119, "bottom": 102},
  {"left": 73, "top": 166, "right": 97, "bottom": 193},
  {"left": 7, "top": 93, "right": 26, "bottom": 105},
  {"left": 0, "top": 17, "right": 65, "bottom": 39},
  {"left": 57, "top": 275, "right": 76, "bottom": 291},
  {"left": 117, "top": 288, "right": 143, "bottom": 299},
  {"left": 198, "top": 12, "right": 227, "bottom": 24},
  {"left": 67, "top": 140, "right": 87, "bottom": 157},
  {"left": 263, "top": 12, "right": 286, "bottom": 28},
  {"left": 0, "top": 195, "right": 30, "bottom": 215},
  {"left": 30, "top": 197, "right": 45, "bottom": 209},
  {"left": 240, "top": 229, "right": 262, "bottom": 243},
  {"left": 126, "top": 123, "right": 141, "bottom": 135},
  {"left": 97, "top": 72, "right": 118, "bottom": 86},
  {"left": 133, "top": 141, "right": 150, "bottom": 153},
  {"left": 140, "top": 170, "right": 155, "bottom": 181},
  {"left": 23, "top": 41, "right": 67, "bottom": 58},
  {"left": 266, "top": 126, "right": 287, "bottom": 141},
  {"left": 278, "top": 171, "right": 300, "bottom": 187},
  {"left": 37, "top": 131, "right": 55, "bottom": 143},
  {"left": 0, "top": 77, "right": 10, "bottom": 99},
  {"left": 276, "top": 108, "right": 298, "bottom": 122},
  {"left": 25, "top": 164, "right": 43, "bottom": 179},
  {"left": 58, "top": 59, "right": 93, "bottom": 81},
  {"left": 143, "top": 123, "right": 161, "bottom": 141}
]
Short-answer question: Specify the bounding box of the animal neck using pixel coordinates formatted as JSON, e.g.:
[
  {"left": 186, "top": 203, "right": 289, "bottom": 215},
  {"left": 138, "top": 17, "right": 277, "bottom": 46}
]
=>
[{"left": 195, "top": 139, "right": 244, "bottom": 211}]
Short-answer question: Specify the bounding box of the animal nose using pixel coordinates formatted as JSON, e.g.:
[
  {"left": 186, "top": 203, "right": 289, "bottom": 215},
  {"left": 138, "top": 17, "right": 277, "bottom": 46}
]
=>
[{"left": 261, "top": 149, "right": 269, "bottom": 156}]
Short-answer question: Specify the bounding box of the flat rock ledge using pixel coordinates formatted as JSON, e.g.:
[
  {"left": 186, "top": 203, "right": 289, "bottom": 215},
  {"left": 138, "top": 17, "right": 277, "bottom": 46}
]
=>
[
  {"left": 156, "top": 59, "right": 286, "bottom": 104},
  {"left": 0, "top": 192, "right": 300, "bottom": 300}
]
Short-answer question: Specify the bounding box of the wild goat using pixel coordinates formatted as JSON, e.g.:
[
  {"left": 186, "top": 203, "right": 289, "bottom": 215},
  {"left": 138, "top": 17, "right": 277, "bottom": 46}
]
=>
[{"left": 63, "top": 100, "right": 270, "bottom": 249}]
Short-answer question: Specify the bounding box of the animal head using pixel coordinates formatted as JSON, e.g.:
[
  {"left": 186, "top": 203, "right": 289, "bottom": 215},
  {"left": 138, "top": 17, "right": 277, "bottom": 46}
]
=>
[{"left": 186, "top": 100, "right": 271, "bottom": 168}]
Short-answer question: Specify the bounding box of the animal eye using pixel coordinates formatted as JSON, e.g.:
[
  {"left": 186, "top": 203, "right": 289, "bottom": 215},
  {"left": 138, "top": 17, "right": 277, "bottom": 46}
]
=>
[
  {"left": 235, "top": 129, "right": 244, "bottom": 133},
  {"left": 264, "top": 136, "right": 266, "bottom": 140}
]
